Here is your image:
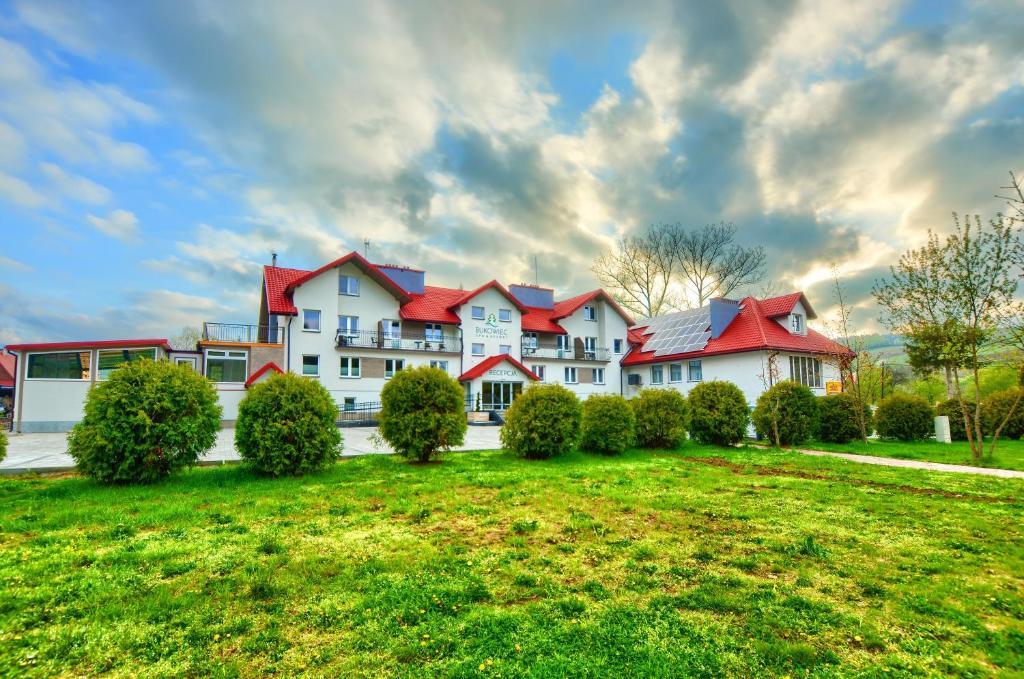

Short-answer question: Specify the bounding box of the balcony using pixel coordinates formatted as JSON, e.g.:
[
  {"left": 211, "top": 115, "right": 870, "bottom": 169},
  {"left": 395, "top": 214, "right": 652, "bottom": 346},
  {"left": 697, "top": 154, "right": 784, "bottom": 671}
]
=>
[
  {"left": 522, "top": 346, "right": 610, "bottom": 361},
  {"left": 335, "top": 330, "right": 461, "bottom": 353},
  {"left": 203, "top": 322, "right": 284, "bottom": 345}
]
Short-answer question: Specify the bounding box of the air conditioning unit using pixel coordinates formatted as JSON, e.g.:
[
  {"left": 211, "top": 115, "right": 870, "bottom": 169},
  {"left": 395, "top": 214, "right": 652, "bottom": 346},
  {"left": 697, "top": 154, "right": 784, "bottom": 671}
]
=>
[{"left": 627, "top": 374, "right": 642, "bottom": 386}]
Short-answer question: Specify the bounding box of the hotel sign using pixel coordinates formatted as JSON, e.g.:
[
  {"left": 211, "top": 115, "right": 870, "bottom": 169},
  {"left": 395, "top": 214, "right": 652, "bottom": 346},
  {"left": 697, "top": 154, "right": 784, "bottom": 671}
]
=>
[{"left": 487, "top": 368, "right": 520, "bottom": 378}]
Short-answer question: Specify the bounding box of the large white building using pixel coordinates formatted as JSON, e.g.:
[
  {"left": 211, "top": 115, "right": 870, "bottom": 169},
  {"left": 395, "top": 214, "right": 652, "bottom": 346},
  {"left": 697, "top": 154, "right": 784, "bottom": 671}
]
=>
[{"left": 4, "top": 251, "right": 850, "bottom": 432}]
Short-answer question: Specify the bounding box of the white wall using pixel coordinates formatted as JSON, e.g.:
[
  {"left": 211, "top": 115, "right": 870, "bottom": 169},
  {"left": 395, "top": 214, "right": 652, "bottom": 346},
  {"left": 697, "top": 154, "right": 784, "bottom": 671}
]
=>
[{"left": 458, "top": 287, "right": 522, "bottom": 370}]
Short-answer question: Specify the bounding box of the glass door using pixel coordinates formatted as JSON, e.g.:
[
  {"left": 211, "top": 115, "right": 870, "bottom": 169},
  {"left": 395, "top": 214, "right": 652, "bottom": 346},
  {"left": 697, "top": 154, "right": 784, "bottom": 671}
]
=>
[{"left": 481, "top": 381, "right": 523, "bottom": 410}]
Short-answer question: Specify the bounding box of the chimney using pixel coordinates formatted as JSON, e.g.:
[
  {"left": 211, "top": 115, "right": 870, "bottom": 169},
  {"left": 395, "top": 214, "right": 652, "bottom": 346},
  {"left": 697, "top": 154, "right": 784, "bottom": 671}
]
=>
[{"left": 271, "top": 252, "right": 278, "bottom": 267}]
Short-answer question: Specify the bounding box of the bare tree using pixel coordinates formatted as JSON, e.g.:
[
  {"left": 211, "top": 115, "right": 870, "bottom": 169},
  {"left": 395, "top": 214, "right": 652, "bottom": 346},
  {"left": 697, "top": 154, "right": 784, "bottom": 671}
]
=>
[
  {"left": 997, "top": 170, "right": 1024, "bottom": 223},
  {"left": 592, "top": 229, "right": 679, "bottom": 318},
  {"left": 663, "top": 222, "right": 766, "bottom": 307},
  {"left": 171, "top": 326, "right": 203, "bottom": 351},
  {"left": 825, "top": 266, "right": 870, "bottom": 442}
]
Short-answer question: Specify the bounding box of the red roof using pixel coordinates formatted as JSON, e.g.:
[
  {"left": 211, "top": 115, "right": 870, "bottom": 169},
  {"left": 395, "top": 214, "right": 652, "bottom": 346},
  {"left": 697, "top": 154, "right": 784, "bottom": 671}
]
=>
[
  {"left": 264, "top": 265, "right": 309, "bottom": 315},
  {"left": 520, "top": 306, "right": 568, "bottom": 334},
  {"left": 622, "top": 294, "right": 851, "bottom": 366},
  {"left": 447, "top": 280, "right": 528, "bottom": 312},
  {"left": 5, "top": 339, "right": 172, "bottom": 353},
  {"left": 400, "top": 286, "right": 464, "bottom": 324},
  {"left": 759, "top": 291, "right": 816, "bottom": 319},
  {"left": 0, "top": 353, "right": 15, "bottom": 388},
  {"left": 244, "top": 361, "right": 284, "bottom": 387},
  {"left": 552, "top": 290, "right": 635, "bottom": 325},
  {"left": 458, "top": 354, "right": 540, "bottom": 382}
]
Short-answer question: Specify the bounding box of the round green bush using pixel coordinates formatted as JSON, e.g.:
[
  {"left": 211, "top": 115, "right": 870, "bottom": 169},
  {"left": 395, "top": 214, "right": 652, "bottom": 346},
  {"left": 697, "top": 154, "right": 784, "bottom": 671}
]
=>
[
  {"left": 235, "top": 372, "right": 342, "bottom": 475},
  {"left": 379, "top": 366, "right": 467, "bottom": 462},
  {"left": 630, "top": 388, "right": 687, "bottom": 449},
  {"left": 874, "top": 393, "right": 933, "bottom": 441},
  {"left": 67, "top": 359, "right": 221, "bottom": 483},
  {"left": 816, "top": 393, "right": 872, "bottom": 443},
  {"left": 688, "top": 381, "right": 750, "bottom": 446},
  {"left": 500, "top": 383, "right": 581, "bottom": 459},
  {"left": 0, "top": 429, "right": 6, "bottom": 464},
  {"left": 981, "top": 388, "right": 1024, "bottom": 439},
  {"left": 752, "top": 381, "right": 818, "bottom": 446},
  {"left": 580, "top": 394, "right": 636, "bottom": 455},
  {"left": 935, "top": 398, "right": 975, "bottom": 441}
]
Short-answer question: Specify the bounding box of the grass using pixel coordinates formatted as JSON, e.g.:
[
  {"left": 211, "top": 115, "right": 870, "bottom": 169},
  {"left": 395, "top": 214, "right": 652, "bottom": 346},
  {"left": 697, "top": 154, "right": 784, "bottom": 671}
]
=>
[
  {"left": 0, "top": 445, "right": 1022, "bottom": 677},
  {"left": 794, "top": 438, "right": 1024, "bottom": 471}
]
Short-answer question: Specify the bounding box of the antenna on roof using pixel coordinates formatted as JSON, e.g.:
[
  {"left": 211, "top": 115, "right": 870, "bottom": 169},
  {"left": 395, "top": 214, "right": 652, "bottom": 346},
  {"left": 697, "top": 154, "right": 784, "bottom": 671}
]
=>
[
  {"left": 271, "top": 252, "right": 278, "bottom": 267},
  {"left": 363, "top": 238, "right": 371, "bottom": 258},
  {"left": 533, "top": 255, "right": 539, "bottom": 286}
]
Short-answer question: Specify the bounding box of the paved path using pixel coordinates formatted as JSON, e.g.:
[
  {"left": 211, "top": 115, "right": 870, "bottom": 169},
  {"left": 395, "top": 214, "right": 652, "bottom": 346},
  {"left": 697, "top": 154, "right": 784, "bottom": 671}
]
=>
[
  {"left": 793, "top": 447, "right": 1024, "bottom": 479},
  {"left": 0, "top": 426, "right": 505, "bottom": 473}
]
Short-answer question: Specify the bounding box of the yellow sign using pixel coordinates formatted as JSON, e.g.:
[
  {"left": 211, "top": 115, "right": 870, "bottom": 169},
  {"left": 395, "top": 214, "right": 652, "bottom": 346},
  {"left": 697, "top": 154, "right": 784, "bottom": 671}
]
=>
[{"left": 826, "top": 381, "right": 842, "bottom": 395}]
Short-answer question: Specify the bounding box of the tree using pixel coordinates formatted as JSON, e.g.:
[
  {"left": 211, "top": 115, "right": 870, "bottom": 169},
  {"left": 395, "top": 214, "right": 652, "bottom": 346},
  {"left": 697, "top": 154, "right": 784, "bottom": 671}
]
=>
[
  {"left": 825, "top": 267, "right": 870, "bottom": 442},
  {"left": 592, "top": 229, "right": 678, "bottom": 317},
  {"left": 873, "top": 213, "right": 1023, "bottom": 459},
  {"left": 667, "top": 222, "right": 766, "bottom": 307},
  {"left": 997, "top": 170, "right": 1024, "bottom": 224},
  {"left": 171, "top": 326, "right": 203, "bottom": 351}
]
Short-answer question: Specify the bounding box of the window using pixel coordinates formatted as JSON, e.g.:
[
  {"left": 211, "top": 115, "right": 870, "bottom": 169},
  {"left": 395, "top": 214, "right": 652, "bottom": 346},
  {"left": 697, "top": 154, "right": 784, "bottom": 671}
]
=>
[
  {"left": 471, "top": 306, "right": 485, "bottom": 320},
  {"left": 425, "top": 323, "right": 443, "bottom": 342},
  {"left": 302, "top": 354, "right": 320, "bottom": 377},
  {"left": 429, "top": 360, "right": 448, "bottom": 372},
  {"left": 593, "top": 368, "right": 605, "bottom": 384},
  {"left": 584, "top": 336, "right": 597, "bottom": 358},
  {"left": 338, "top": 315, "right": 359, "bottom": 336},
  {"left": 471, "top": 343, "right": 485, "bottom": 356},
  {"left": 385, "top": 358, "right": 405, "bottom": 378},
  {"left": 523, "top": 332, "right": 538, "bottom": 351},
  {"left": 532, "top": 365, "right": 545, "bottom": 381},
  {"left": 175, "top": 357, "right": 197, "bottom": 371},
  {"left": 339, "top": 274, "right": 360, "bottom": 296},
  {"left": 651, "top": 365, "right": 664, "bottom": 385},
  {"left": 499, "top": 344, "right": 512, "bottom": 355},
  {"left": 556, "top": 334, "right": 571, "bottom": 352},
  {"left": 302, "top": 309, "right": 321, "bottom": 332},
  {"left": 688, "top": 360, "right": 703, "bottom": 382},
  {"left": 613, "top": 339, "right": 623, "bottom": 354},
  {"left": 583, "top": 305, "right": 597, "bottom": 321},
  {"left": 669, "top": 363, "right": 683, "bottom": 383},
  {"left": 205, "top": 350, "right": 247, "bottom": 383},
  {"left": 26, "top": 351, "right": 91, "bottom": 380},
  {"left": 789, "top": 356, "right": 822, "bottom": 388},
  {"left": 791, "top": 314, "right": 803, "bottom": 333},
  {"left": 382, "top": 319, "right": 401, "bottom": 338},
  {"left": 498, "top": 308, "right": 512, "bottom": 323},
  {"left": 564, "top": 367, "right": 578, "bottom": 384},
  {"left": 97, "top": 348, "right": 157, "bottom": 380},
  {"left": 340, "top": 356, "right": 361, "bottom": 378},
  {"left": 343, "top": 397, "right": 356, "bottom": 412}
]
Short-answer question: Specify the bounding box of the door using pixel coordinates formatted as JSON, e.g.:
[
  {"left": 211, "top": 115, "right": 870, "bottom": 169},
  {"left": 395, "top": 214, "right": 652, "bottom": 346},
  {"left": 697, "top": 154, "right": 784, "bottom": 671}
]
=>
[{"left": 481, "top": 381, "right": 523, "bottom": 410}]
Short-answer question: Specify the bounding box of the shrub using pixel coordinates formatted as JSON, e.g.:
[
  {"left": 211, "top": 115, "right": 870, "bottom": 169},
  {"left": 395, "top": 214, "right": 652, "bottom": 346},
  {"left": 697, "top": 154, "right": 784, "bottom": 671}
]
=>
[
  {"left": 752, "top": 381, "right": 818, "bottom": 446},
  {"left": 580, "top": 394, "right": 636, "bottom": 455},
  {"left": 235, "top": 373, "right": 342, "bottom": 476},
  {"left": 935, "top": 398, "right": 975, "bottom": 441},
  {"left": 0, "top": 429, "right": 6, "bottom": 464},
  {"left": 687, "top": 381, "right": 750, "bottom": 446},
  {"left": 981, "top": 388, "right": 1024, "bottom": 440},
  {"left": 817, "top": 393, "right": 872, "bottom": 443},
  {"left": 630, "top": 389, "right": 687, "bottom": 449},
  {"left": 874, "top": 393, "right": 933, "bottom": 441},
  {"left": 379, "top": 366, "right": 467, "bottom": 462},
  {"left": 501, "top": 383, "right": 581, "bottom": 459},
  {"left": 67, "top": 359, "right": 221, "bottom": 484}
]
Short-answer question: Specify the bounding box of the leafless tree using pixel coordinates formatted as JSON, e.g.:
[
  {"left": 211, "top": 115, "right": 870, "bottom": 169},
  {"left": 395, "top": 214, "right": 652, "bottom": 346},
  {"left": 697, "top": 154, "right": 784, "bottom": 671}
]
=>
[
  {"left": 171, "top": 326, "right": 203, "bottom": 351},
  {"left": 663, "top": 222, "right": 766, "bottom": 307},
  {"left": 825, "top": 266, "right": 870, "bottom": 442},
  {"left": 997, "top": 170, "right": 1024, "bottom": 224},
  {"left": 592, "top": 229, "right": 679, "bottom": 318}
]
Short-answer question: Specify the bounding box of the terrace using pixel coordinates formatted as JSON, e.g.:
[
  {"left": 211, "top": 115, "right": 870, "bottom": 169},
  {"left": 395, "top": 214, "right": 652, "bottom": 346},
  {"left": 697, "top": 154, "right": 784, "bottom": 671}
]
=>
[
  {"left": 334, "top": 329, "right": 462, "bottom": 353},
  {"left": 202, "top": 323, "right": 284, "bottom": 345}
]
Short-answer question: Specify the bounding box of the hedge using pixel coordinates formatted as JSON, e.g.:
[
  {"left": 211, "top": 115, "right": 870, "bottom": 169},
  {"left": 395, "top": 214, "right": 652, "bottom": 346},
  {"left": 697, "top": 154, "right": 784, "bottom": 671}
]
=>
[
  {"left": 235, "top": 372, "right": 342, "bottom": 476},
  {"left": 817, "top": 393, "right": 872, "bottom": 443},
  {"left": 752, "top": 381, "right": 818, "bottom": 446},
  {"left": 379, "top": 366, "right": 467, "bottom": 462},
  {"left": 501, "top": 384, "right": 582, "bottom": 459},
  {"left": 935, "top": 398, "right": 975, "bottom": 441},
  {"left": 981, "top": 388, "right": 1024, "bottom": 440},
  {"left": 0, "top": 429, "right": 6, "bottom": 465},
  {"left": 874, "top": 393, "right": 933, "bottom": 441},
  {"left": 687, "top": 381, "right": 749, "bottom": 446},
  {"left": 67, "top": 359, "right": 222, "bottom": 483},
  {"left": 580, "top": 394, "right": 636, "bottom": 455},
  {"left": 630, "top": 389, "right": 688, "bottom": 449}
]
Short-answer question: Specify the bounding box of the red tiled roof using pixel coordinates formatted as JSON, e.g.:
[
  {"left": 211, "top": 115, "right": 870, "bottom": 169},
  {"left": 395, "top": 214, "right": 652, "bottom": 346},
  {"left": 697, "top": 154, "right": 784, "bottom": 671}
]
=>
[
  {"left": 0, "top": 353, "right": 15, "bottom": 388},
  {"left": 244, "top": 361, "right": 284, "bottom": 388},
  {"left": 264, "top": 265, "right": 309, "bottom": 315},
  {"left": 457, "top": 354, "right": 540, "bottom": 382},
  {"left": 552, "top": 289, "right": 635, "bottom": 325},
  {"left": 286, "top": 252, "right": 411, "bottom": 302},
  {"left": 5, "top": 339, "right": 173, "bottom": 353},
  {"left": 759, "top": 292, "right": 817, "bottom": 319},
  {"left": 621, "top": 294, "right": 851, "bottom": 366},
  {"left": 447, "top": 280, "right": 528, "bottom": 312},
  {"left": 400, "top": 286, "right": 464, "bottom": 324},
  {"left": 521, "top": 306, "right": 567, "bottom": 334}
]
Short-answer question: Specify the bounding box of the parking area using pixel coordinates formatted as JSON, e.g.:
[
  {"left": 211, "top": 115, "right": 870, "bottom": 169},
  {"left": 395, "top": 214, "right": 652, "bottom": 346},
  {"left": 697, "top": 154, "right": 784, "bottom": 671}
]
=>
[{"left": 0, "top": 426, "right": 505, "bottom": 473}]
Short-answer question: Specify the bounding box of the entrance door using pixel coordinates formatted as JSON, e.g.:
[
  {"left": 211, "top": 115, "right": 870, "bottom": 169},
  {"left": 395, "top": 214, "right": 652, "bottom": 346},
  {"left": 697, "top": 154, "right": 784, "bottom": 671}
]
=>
[{"left": 481, "top": 381, "right": 523, "bottom": 410}]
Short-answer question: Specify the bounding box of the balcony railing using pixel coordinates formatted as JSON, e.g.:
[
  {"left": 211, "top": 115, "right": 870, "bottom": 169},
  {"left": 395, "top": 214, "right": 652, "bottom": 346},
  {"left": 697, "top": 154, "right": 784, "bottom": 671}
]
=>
[
  {"left": 522, "top": 346, "right": 610, "bottom": 361},
  {"left": 203, "top": 323, "right": 284, "bottom": 345},
  {"left": 335, "top": 330, "right": 461, "bottom": 353}
]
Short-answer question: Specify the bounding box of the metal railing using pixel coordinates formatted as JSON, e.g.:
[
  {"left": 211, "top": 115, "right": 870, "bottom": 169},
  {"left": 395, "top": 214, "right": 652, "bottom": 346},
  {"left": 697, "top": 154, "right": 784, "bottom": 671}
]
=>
[
  {"left": 521, "top": 346, "right": 610, "bottom": 361},
  {"left": 203, "top": 323, "right": 284, "bottom": 344},
  {"left": 335, "top": 330, "right": 461, "bottom": 353},
  {"left": 337, "top": 394, "right": 476, "bottom": 426}
]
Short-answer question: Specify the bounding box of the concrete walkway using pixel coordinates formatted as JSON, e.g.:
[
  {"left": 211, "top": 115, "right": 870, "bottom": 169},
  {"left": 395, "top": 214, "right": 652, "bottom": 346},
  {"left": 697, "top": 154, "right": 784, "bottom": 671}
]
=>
[
  {"left": 0, "top": 426, "right": 505, "bottom": 474},
  {"left": 793, "top": 447, "right": 1024, "bottom": 479}
]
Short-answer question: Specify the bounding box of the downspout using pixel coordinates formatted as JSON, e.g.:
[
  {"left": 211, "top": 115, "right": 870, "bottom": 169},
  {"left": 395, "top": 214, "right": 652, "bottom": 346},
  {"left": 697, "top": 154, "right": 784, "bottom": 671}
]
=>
[{"left": 14, "top": 351, "right": 25, "bottom": 434}]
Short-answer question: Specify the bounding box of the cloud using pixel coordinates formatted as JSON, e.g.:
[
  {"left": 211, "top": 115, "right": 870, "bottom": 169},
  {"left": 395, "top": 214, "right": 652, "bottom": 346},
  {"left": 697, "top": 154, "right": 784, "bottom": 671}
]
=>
[
  {"left": 0, "top": 172, "right": 46, "bottom": 207},
  {"left": 40, "top": 162, "right": 110, "bottom": 204},
  {"left": 86, "top": 209, "right": 140, "bottom": 242},
  {"left": 0, "top": 256, "right": 32, "bottom": 272}
]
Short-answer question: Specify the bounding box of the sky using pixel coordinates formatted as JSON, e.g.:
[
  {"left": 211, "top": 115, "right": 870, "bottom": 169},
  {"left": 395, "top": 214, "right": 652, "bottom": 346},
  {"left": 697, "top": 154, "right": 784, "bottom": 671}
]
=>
[{"left": 0, "top": 0, "right": 1022, "bottom": 344}]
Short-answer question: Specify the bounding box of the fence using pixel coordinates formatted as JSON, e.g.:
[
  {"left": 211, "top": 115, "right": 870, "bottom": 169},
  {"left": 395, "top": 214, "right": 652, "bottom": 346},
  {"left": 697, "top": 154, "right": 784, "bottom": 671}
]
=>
[
  {"left": 203, "top": 323, "right": 284, "bottom": 344},
  {"left": 336, "top": 394, "right": 477, "bottom": 426}
]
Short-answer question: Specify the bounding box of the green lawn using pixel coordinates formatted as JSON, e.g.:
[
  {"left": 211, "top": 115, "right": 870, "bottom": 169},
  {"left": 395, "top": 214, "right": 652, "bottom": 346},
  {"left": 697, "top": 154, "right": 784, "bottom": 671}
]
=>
[
  {"left": 1, "top": 446, "right": 1022, "bottom": 677},
  {"left": 794, "top": 438, "right": 1024, "bottom": 471}
]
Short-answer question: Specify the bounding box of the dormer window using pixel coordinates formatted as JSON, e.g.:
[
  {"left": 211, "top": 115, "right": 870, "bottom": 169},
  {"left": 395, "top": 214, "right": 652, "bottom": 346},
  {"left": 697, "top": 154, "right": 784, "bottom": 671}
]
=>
[{"left": 790, "top": 314, "right": 803, "bottom": 334}]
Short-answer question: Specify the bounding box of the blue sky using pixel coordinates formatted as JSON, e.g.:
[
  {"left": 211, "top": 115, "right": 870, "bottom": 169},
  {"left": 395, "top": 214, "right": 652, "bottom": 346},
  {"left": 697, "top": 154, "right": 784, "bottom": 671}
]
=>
[{"left": 0, "top": 0, "right": 1021, "bottom": 344}]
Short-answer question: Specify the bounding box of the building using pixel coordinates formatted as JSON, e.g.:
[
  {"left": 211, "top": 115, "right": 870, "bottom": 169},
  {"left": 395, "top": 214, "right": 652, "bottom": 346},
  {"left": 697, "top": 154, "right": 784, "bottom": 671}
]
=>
[
  {"left": 0, "top": 352, "right": 15, "bottom": 430},
  {"left": 3, "top": 250, "right": 851, "bottom": 433}
]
